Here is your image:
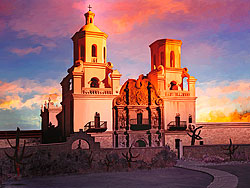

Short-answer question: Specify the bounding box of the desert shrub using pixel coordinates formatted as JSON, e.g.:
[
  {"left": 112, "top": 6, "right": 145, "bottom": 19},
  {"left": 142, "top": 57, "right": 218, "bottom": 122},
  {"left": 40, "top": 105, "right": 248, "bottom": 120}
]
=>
[
  {"left": 151, "top": 147, "right": 177, "bottom": 168},
  {"left": 202, "top": 155, "right": 225, "bottom": 163}
]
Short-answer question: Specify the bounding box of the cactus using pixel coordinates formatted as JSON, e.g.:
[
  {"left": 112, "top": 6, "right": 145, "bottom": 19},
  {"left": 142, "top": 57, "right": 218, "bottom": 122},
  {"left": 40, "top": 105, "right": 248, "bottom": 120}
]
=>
[
  {"left": 187, "top": 125, "right": 203, "bottom": 145},
  {"left": 122, "top": 145, "right": 140, "bottom": 168},
  {"left": 222, "top": 138, "right": 239, "bottom": 160},
  {"left": 4, "top": 127, "right": 32, "bottom": 177}
]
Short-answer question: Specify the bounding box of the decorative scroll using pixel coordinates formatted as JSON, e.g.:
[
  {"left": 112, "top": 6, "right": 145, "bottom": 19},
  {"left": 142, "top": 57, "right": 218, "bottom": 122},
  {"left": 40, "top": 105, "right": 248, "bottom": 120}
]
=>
[{"left": 114, "top": 75, "right": 163, "bottom": 106}]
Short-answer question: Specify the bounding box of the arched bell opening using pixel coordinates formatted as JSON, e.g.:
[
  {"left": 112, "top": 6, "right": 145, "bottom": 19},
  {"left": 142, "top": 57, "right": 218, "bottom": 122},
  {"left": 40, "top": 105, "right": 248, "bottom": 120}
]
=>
[
  {"left": 170, "top": 81, "right": 178, "bottom": 90},
  {"left": 92, "top": 44, "right": 97, "bottom": 57},
  {"left": 170, "top": 51, "right": 175, "bottom": 67},
  {"left": 90, "top": 77, "right": 99, "bottom": 88}
]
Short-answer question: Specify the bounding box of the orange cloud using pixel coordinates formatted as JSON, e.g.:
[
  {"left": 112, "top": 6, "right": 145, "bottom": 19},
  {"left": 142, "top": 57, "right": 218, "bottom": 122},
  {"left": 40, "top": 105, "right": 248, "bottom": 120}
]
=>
[
  {"left": 0, "top": 79, "right": 61, "bottom": 110},
  {"left": 196, "top": 80, "right": 250, "bottom": 122}
]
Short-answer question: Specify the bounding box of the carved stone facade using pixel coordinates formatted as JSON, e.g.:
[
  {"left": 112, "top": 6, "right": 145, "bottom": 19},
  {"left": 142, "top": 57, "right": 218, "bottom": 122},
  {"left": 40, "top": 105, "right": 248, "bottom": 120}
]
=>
[{"left": 113, "top": 75, "right": 164, "bottom": 148}]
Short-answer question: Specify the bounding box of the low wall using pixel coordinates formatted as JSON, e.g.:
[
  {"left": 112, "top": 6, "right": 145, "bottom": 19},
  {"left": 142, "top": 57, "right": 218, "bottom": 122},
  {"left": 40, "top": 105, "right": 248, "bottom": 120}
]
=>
[
  {"left": 183, "top": 144, "right": 250, "bottom": 160},
  {"left": 0, "top": 138, "right": 176, "bottom": 177},
  {"left": 165, "top": 122, "right": 250, "bottom": 152}
]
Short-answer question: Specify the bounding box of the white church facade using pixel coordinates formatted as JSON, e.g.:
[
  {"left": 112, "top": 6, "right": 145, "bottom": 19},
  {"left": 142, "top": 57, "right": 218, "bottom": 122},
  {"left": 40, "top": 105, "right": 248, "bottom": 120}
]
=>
[{"left": 41, "top": 9, "right": 199, "bottom": 149}]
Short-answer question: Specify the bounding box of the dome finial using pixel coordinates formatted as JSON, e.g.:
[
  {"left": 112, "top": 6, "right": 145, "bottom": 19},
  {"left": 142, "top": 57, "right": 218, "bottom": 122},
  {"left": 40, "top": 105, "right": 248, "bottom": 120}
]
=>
[{"left": 88, "top": 4, "right": 92, "bottom": 11}]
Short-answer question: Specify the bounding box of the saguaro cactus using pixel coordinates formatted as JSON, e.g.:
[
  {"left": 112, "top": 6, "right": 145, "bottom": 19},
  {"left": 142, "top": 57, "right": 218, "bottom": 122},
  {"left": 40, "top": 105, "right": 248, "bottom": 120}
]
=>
[
  {"left": 4, "top": 127, "right": 31, "bottom": 177},
  {"left": 222, "top": 138, "right": 239, "bottom": 160},
  {"left": 187, "top": 125, "right": 203, "bottom": 145},
  {"left": 122, "top": 145, "right": 140, "bottom": 168}
]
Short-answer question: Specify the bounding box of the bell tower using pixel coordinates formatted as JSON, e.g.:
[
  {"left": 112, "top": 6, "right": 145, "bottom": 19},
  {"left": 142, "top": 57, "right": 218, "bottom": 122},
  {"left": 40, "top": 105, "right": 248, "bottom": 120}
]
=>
[
  {"left": 60, "top": 7, "right": 121, "bottom": 136},
  {"left": 71, "top": 9, "right": 108, "bottom": 64},
  {"left": 148, "top": 38, "right": 197, "bottom": 129},
  {"left": 149, "top": 39, "right": 182, "bottom": 70}
]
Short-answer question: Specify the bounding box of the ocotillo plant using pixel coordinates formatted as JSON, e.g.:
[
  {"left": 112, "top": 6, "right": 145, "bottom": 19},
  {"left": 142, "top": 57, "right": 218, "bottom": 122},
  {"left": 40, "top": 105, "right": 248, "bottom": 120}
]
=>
[
  {"left": 222, "top": 138, "right": 239, "bottom": 160},
  {"left": 187, "top": 125, "right": 203, "bottom": 145},
  {"left": 122, "top": 145, "right": 140, "bottom": 168},
  {"left": 4, "top": 127, "right": 32, "bottom": 177}
]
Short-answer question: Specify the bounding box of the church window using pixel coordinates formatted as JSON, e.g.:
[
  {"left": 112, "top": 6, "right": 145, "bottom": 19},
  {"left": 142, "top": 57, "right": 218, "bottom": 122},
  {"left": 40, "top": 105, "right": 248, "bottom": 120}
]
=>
[
  {"left": 183, "top": 77, "right": 188, "bottom": 91},
  {"left": 103, "top": 47, "right": 106, "bottom": 62},
  {"left": 137, "top": 113, "right": 143, "bottom": 125},
  {"left": 170, "top": 51, "right": 175, "bottom": 67},
  {"left": 92, "top": 44, "right": 97, "bottom": 57},
  {"left": 161, "top": 52, "right": 164, "bottom": 66},
  {"left": 153, "top": 55, "right": 156, "bottom": 68},
  {"left": 90, "top": 77, "right": 99, "bottom": 88},
  {"left": 170, "top": 81, "right": 178, "bottom": 90},
  {"left": 69, "top": 78, "right": 72, "bottom": 91},
  {"left": 80, "top": 45, "right": 85, "bottom": 61},
  {"left": 189, "top": 114, "right": 192, "bottom": 123}
]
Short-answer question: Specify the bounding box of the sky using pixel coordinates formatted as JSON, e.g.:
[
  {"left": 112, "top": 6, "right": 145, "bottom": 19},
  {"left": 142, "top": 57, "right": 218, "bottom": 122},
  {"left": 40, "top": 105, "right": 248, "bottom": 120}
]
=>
[{"left": 0, "top": 0, "right": 249, "bottom": 130}]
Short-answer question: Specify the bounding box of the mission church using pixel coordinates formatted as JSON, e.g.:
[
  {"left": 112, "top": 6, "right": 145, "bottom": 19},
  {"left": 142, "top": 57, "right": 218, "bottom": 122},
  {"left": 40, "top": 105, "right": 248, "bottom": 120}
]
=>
[{"left": 41, "top": 8, "right": 197, "bottom": 149}]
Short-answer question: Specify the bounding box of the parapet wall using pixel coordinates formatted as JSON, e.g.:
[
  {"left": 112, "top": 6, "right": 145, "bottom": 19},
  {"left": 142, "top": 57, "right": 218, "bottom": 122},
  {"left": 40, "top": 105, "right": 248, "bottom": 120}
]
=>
[{"left": 183, "top": 144, "right": 250, "bottom": 160}]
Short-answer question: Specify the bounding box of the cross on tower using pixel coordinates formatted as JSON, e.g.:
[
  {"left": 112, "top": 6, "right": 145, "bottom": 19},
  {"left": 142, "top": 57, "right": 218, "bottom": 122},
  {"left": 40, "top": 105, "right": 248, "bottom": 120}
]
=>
[{"left": 88, "top": 4, "right": 92, "bottom": 11}]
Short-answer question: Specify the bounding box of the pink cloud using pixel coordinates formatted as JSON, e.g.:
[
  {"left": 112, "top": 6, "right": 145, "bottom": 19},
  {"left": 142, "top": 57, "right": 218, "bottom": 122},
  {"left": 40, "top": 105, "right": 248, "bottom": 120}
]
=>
[
  {"left": 7, "top": 0, "right": 82, "bottom": 39},
  {"left": 3, "top": 0, "right": 248, "bottom": 40},
  {"left": 10, "top": 46, "right": 42, "bottom": 56}
]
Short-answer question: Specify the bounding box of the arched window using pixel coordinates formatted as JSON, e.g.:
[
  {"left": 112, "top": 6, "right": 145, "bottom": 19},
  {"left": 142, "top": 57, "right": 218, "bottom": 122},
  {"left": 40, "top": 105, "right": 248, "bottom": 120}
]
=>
[
  {"left": 153, "top": 55, "right": 156, "bottom": 68},
  {"left": 135, "top": 140, "right": 146, "bottom": 147},
  {"left": 170, "top": 81, "right": 178, "bottom": 90},
  {"left": 90, "top": 77, "right": 99, "bottom": 88},
  {"left": 170, "top": 51, "right": 175, "bottom": 67},
  {"left": 183, "top": 77, "right": 188, "bottom": 91},
  {"left": 80, "top": 45, "right": 85, "bottom": 61},
  {"left": 103, "top": 47, "right": 106, "bottom": 62},
  {"left": 92, "top": 44, "right": 97, "bottom": 57},
  {"left": 137, "top": 113, "right": 143, "bottom": 125},
  {"left": 90, "top": 18, "right": 93, "bottom": 23},
  {"left": 161, "top": 52, "right": 164, "bottom": 66}
]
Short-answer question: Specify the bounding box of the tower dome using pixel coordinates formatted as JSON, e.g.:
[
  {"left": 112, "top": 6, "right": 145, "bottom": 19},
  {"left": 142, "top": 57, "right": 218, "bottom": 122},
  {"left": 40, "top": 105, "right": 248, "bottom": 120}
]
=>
[{"left": 79, "top": 11, "right": 102, "bottom": 32}]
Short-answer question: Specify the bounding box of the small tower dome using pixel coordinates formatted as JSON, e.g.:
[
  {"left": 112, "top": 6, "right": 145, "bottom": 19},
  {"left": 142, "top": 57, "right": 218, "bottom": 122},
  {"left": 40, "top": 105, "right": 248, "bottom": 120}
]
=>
[{"left": 79, "top": 11, "right": 102, "bottom": 32}]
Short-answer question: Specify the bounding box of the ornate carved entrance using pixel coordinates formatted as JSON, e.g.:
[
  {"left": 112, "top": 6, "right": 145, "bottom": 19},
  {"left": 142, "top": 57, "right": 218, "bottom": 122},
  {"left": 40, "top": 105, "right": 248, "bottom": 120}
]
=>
[{"left": 113, "top": 75, "right": 164, "bottom": 148}]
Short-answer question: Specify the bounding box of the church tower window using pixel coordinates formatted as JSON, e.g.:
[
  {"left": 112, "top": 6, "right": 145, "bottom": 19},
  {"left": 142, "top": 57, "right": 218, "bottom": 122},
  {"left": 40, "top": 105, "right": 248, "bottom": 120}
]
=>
[
  {"left": 92, "top": 44, "right": 97, "bottom": 57},
  {"left": 90, "top": 77, "right": 99, "bottom": 88},
  {"left": 161, "top": 52, "right": 164, "bottom": 66},
  {"left": 103, "top": 47, "right": 106, "bottom": 62},
  {"left": 170, "top": 51, "right": 175, "bottom": 67},
  {"left": 170, "top": 81, "right": 178, "bottom": 90},
  {"left": 80, "top": 45, "right": 85, "bottom": 61},
  {"left": 153, "top": 55, "right": 156, "bottom": 68}
]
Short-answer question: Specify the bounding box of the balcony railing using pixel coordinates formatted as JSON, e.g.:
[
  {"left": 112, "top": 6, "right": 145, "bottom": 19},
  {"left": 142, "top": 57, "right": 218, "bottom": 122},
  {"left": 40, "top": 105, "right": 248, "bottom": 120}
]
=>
[
  {"left": 165, "top": 90, "right": 190, "bottom": 97},
  {"left": 84, "top": 121, "right": 107, "bottom": 133},
  {"left": 168, "top": 121, "right": 187, "bottom": 131},
  {"left": 130, "top": 119, "right": 150, "bottom": 131},
  {"left": 82, "top": 88, "right": 112, "bottom": 95}
]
